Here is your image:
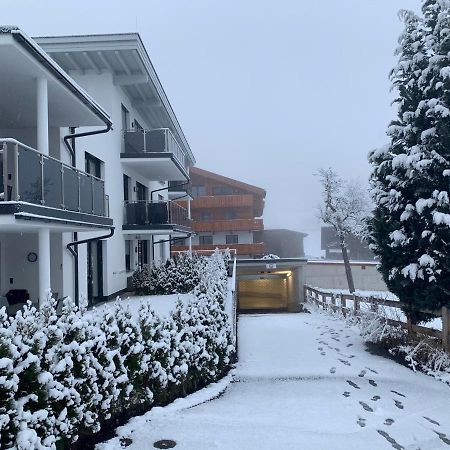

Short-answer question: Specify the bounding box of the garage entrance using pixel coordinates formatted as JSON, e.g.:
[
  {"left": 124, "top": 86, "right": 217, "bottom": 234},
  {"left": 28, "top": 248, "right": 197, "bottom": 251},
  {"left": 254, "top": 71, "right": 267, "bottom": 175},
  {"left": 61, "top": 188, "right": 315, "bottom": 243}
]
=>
[
  {"left": 238, "top": 275, "right": 289, "bottom": 312},
  {"left": 235, "top": 258, "right": 307, "bottom": 313}
]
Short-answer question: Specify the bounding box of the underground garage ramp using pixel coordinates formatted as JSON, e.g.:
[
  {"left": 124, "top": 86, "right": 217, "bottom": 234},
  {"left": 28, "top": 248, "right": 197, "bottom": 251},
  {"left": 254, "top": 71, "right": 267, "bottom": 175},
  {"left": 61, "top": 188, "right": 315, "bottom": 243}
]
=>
[
  {"left": 235, "top": 258, "right": 307, "bottom": 313},
  {"left": 238, "top": 275, "right": 289, "bottom": 312}
]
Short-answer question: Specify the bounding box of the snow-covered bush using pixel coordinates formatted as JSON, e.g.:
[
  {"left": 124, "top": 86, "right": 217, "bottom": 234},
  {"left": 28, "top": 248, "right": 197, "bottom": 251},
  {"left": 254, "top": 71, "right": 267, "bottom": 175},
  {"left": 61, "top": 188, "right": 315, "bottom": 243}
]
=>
[
  {"left": 0, "top": 251, "right": 234, "bottom": 449},
  {"left": 132, "top": 253, "right": 210, "bottom": 295}
]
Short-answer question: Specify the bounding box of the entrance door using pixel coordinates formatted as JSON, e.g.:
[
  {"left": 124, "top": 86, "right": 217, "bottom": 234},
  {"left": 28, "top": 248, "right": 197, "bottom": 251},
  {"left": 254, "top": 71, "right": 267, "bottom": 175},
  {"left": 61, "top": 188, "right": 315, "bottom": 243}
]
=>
[
  {"left": 87, "top": 240, "right": 104, "bottom": 305},
  {"left": 137, "top": 240, "right": 148, "bottom": 266}
]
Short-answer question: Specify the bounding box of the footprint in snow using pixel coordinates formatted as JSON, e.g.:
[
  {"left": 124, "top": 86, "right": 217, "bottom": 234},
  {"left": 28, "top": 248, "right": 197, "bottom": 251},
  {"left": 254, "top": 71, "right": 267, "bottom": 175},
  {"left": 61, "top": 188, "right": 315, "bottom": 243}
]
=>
[
  {"left": 320, "top": 352, "right": 326, "bottom": 356},
  {"left": 357, "top": 417, "right": 366, "bottom": 427},
  {"left": 368, "top": 379, "right": 377, "bottom": 387},
  {"left": 366, "top": 367, "right": 379, "bottom": 374},
  {"left": 318, "top": 347, "right": 323, "bottom": 351},
  {"left": 384, "top": 418, "right": 395, "bottom": 426},
  {"left": 358, "top": 370, "right": 366, "bottom": 378},
  {"left": 330, "top": 367, "right": 336, "bottom": 374},
  {"left": 391, "top": 390, "right": 406, "bottom": 398},
  {"left": 394, "top": 400, "right": 404, "bottom": 410},
  {"left": 343, "top": 391, "right": 351, "bottom": 397},
  {"left": 346, "top": 380, "right": 360, "bottom": 389},
  {"left": 334, "top": 347, "right": 341, "bottom": 352},
  {"left": 346, "top": 343, "right": 353, "bottom": 347},
  {"left": 359, "top": 401, "right": 374, "bottom": 412},
  {"left": 332, "top": 337, "right": 340, "bottom": 342},
  {"left": 371, "top": 395, "right": 381, "bottom": 402},
  {"left": 423, "top": 416, "right": 440, "bottom": 426},
  {"left": 339, "top": 359, "right": 351, "bottom": 366},
  {"left": 377, "top": 430, "right": 405, "bottom": 450}
]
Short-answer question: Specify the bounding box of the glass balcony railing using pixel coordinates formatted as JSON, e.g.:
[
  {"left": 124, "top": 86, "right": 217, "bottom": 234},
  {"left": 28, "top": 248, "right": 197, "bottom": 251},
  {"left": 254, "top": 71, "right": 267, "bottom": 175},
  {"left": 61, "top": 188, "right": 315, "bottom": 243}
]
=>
[
  {"left": 168, "top": 180, "right": 192, "bottom": 197},
  {"left": 123, "top": 200, "right": 192, "bottom": 229},
  {"left": 0, "top": 139, "right": 108, "bottom": 217},
  {"left": 122, "top": 128, "right": 189, "bottom": 172}
]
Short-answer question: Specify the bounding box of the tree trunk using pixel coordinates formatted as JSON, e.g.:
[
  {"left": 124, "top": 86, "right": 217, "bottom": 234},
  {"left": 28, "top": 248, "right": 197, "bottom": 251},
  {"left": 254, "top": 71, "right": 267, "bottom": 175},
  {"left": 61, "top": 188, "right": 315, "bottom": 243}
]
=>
[{"left": 339, "top": 236, "right": 355, "bottom": 293}]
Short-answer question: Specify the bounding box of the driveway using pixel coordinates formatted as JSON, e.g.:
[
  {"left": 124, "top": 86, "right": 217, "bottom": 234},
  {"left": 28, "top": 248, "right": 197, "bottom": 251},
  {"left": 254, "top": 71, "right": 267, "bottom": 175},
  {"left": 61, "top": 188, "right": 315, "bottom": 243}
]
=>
[{"left": 99, "top": 311, "right": 450, "bottom": 450}]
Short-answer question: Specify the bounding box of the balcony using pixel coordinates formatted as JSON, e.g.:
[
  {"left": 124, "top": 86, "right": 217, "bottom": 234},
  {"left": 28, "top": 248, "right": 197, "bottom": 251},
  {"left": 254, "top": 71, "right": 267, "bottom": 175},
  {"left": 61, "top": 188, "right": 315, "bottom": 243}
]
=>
[
  {"left": 171, "top": 243, "right": 265, "bottom": 256},
  {"left": 0, "top": 139, "right": 112, "bottom": 230},
  {"left": 193, "top": 218, "right": 264, "bottom": 233},
  {"left": 121, "top": 128, "right": 189, "bottom": 181},
  {"left": 123, "top": 200, "right": 192, "bottom": 235},
  {"left": 191, "top": 194, "right": 254, "bottom": 209},
  {"left": 168, "top": 180, "right": 192, "bottom": 200}
]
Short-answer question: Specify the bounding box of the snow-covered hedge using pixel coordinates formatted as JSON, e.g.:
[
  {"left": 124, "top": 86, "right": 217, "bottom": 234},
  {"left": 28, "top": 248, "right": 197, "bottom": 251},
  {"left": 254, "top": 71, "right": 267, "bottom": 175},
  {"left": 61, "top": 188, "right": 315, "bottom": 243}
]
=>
[
  {"left": 0, "top": 252, "right": 234, "bottom": 449},
  {"left": 132, "top": 253, "right": 214, "bottom": 295}
]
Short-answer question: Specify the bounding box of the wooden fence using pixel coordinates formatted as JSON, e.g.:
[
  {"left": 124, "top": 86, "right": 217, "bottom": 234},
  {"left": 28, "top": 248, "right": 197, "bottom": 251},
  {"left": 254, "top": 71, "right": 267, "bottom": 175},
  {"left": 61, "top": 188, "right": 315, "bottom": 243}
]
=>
[{"left": 304, "top": 285, "right": 450, "bottom": 353}]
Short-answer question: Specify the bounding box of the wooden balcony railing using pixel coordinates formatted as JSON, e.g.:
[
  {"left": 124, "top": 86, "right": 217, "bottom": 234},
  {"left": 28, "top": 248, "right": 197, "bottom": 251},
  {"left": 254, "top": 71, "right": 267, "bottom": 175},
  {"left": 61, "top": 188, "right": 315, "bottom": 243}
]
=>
[
  {"left": 171, "top": 242, "right": 265, "bottom": 256},
  {"left": 190, "top": 194, "right": 254, "bottom": 209},
  {"left": 193, "top": 218, "right": 263, "bottom": 232}
]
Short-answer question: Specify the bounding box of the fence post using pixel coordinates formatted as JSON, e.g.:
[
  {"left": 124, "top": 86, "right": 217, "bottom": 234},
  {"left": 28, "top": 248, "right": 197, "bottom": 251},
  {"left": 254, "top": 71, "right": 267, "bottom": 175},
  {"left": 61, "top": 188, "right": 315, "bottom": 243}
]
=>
[
  {"left": 341, "top": 296, "right": 347, "bottom": 316},
  {"left": 353, "top": 294, "right": 359, "bottom": 314},
  {"left": 442, "top": 306, "right": 450, "bottom": 352},
  {"left": 331, "top": 294, "right": 336, "bottom": 310}
]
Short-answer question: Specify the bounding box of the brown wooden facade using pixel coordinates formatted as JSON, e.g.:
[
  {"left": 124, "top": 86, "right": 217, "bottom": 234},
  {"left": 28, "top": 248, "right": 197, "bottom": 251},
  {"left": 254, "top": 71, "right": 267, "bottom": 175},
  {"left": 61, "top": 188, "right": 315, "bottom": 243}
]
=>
[{"left": 173, "top": 167, "right": 266, "bottom": 258}]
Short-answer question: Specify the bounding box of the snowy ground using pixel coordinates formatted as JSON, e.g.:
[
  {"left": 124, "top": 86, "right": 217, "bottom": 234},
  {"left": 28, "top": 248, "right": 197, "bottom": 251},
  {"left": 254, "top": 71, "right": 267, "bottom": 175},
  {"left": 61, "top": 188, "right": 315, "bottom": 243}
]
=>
[{"left": 97, "top": 310, "right": 450, "bottom": 450}]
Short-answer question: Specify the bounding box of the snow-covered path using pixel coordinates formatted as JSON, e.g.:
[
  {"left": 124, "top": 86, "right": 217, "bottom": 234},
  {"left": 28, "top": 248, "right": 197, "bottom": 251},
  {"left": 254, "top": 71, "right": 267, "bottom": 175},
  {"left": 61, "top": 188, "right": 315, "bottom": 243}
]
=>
[{"left": 99, "top": 311, "right": 450, "bottom": 450}]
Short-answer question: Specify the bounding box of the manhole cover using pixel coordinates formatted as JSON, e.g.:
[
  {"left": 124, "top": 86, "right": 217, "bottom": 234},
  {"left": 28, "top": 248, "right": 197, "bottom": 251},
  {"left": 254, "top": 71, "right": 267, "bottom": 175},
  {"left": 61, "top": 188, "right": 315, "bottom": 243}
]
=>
[{"left": 153, "top": 439, "right": 177, "bottom": 449}]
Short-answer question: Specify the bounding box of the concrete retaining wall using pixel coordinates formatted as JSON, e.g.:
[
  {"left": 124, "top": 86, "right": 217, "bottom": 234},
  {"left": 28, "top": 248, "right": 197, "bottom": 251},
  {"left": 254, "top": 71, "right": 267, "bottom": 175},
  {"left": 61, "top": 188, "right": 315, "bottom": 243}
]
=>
[{"left": 305, "top": 260, "right": 387, "bottom": 291}]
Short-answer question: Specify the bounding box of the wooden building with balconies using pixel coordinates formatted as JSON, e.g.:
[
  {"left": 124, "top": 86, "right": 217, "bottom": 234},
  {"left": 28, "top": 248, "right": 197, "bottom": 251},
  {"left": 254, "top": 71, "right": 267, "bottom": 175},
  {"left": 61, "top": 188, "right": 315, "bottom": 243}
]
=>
[{"left": 172, "top": 167, "right": 266, "bottom": 258}]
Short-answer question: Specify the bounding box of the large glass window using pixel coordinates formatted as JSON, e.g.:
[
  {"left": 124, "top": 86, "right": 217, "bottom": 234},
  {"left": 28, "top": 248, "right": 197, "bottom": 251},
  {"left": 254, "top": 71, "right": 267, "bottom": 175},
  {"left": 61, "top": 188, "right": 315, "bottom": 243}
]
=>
[
  {"left": 212, "top": 185, "right": 234, "bottom": 196},
  {"left": 125, "top": 240, "right": 131, "bottom": 271},
  {"left": 199, "top": 235, "right": 213, "bottom": 245},
  {"left": 226, "top": 234, "right": 238, "bottom": 244},
  {"left": 192, "top": 185, "right": 206, "bottom": 197}
]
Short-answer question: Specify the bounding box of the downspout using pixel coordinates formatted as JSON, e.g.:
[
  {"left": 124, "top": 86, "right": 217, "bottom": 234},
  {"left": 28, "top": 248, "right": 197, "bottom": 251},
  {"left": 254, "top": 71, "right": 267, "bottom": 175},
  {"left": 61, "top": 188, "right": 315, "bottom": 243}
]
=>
[
  {"left": 63, "top": 124, "right": 113, "bottom": 307},
  {"left": 63, "top": 123, "right": 112, "bottom": 166},
  {"left": 152, "top": 233, "right": 193, "bottom": 255},
  {"left": 150, "top": 181, "right": 189, "bottom": 202},
  {"left": 69, "top": 127, "right": 79, "bottom": 306},
  {"left": 67, "top": 228, "right": 115, "bottom": 306}
]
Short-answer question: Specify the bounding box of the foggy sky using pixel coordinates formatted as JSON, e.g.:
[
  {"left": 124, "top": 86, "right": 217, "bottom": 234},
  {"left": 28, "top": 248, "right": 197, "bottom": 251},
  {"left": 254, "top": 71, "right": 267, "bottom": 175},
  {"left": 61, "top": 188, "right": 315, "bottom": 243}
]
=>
[{"left": 2, "top": 0, "right": 421, "bottom": 255}]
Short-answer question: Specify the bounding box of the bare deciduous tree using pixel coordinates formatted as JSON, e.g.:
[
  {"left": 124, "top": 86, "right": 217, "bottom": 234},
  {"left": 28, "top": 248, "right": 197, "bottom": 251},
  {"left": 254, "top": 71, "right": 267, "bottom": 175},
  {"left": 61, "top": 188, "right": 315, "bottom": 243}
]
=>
[{"left": 317, "top": 168, "right": 369, "bottom": 293}]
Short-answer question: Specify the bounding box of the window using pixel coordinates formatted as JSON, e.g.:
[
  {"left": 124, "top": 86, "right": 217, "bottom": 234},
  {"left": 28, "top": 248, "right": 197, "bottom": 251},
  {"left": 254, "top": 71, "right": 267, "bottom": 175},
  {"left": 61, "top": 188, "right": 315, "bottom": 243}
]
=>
[
  {"left": 134, "top": 119, "right": 143, "bottom": 130},
  {"left": 136, "top": 182, "right": 148, "bottom": 201},
  {"left": 121, "top": 104, "right": 130, "bottom": 131},
  {"left": 85, "top": 152, "right": 102, "bottom": 178},
  {"left": 212, "top": 185, "right": 233, "bottom": 196},
  {"left": 125, "top": 240, "right": 131, "bottom": 271},
  {"left": 123, "top": 174, "right": 131, "bottom": 202},
  {"left": 160, "top": 242, "right": 165, "bottom": 262},
  {"left": 138, "top": 240, "right": 148, "bottom": 266},
  {"left": 224, "top": 210, "right": 236, "bottom": 220},
  {"left": 199, "top": 235, "right": 213, "bottom": 245},
  {"left": 200, "top": 211, "right": 213, "bottom": 221},
  {"left": 226, "top": 234, "right": 238, "bottom": 244},
  {"left": 192, "top": 185, "right": 206, "bottom": 197}
]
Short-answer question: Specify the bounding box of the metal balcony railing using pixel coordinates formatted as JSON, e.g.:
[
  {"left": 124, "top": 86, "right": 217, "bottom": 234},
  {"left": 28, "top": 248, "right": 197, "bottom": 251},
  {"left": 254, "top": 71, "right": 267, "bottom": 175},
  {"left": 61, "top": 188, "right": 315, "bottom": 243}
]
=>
[
  {"left": 123, "top": 200, "right": 192, "bottom": 228},
  {"left": 122, "top": 128, "right": 189, "bottom": 171},
  {"left": 0, "top": 138, "right": 108, "bottom": 216},
  {"left": 168, "top": 180, "right": 192, "bottom": 197}
]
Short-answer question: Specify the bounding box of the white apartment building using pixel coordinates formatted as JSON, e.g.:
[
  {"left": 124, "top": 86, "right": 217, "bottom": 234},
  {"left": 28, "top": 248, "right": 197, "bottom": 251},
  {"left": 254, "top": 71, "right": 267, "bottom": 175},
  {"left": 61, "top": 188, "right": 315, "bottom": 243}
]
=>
[{"left": 0, "top": 28, "right": 194, "bottom": 309}]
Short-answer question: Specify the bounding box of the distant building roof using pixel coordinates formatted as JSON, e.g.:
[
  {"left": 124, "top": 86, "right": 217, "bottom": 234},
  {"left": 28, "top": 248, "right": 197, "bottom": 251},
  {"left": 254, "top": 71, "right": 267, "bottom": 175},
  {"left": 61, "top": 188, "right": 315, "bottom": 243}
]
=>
[{"left": 191, "top": 167, "right": 266, "bottom": 198}]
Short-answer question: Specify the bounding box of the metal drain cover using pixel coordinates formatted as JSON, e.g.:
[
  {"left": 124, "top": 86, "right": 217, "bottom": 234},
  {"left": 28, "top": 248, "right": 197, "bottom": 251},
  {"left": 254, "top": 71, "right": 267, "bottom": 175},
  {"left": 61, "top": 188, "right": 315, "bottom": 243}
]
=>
[{"left": 153, "top": 439, "right": 177, "bottom": 449}]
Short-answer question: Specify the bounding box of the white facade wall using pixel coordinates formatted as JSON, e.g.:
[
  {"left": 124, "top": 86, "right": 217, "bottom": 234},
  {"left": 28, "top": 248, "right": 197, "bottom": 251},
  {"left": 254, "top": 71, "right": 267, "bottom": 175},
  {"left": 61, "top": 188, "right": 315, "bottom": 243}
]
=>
[{"left": 59, "top": 71, "right": 170, "bottom": 299}]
